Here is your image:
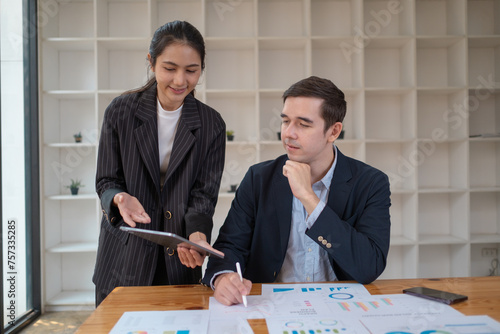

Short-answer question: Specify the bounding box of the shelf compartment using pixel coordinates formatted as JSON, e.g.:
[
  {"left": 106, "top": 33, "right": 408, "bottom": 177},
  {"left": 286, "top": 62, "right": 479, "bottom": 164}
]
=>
[
  {"left": 206, "top": 0, "right": 255, "bottom": 37},
  {"left": 417, "top": 89, "right": 468, "bottom": 140},
  {"left": 418, "top": 244, "right": 469, "bottom": 278},
  {"left": 417, "top": 140, "right": 468, "bottom": 190},
  {"left": 364, "top": 37, "right": 415, "bottom": 88},
  {"left": 365, "top": 90, "right": 416, "bottom": 140},
  {"left": 380, "top": 245, "right": 417, "bottom": 279},
  {"left": 40, "top": 0, "right": 94, "bottom": 38},
  {"left": 416, "top": 37, "right": 466, "bottom": 88},
  {"left": 258, "top": 0, "right": 306, "bottom": 37},
  {"left": 42, "top": 146, "right": 97, "bottom": 197},
  {"left": 258, "top": 39, "right": 307, "bottom": 90},
  {"left": 365, "top": 142, "right": 417, "bottom": 191},
  {"left": 363, "top": 0, "right": 414, "bottom": 36},
  {"left": 41, "top": 93, "right": 97, "bottom": 144},
  {"left": 390, "top": 192, "right": 418, "bottom": 246},
  {"left": 468, "top": 37, "right": 500, "bottom": 88},
  {"left": 259, "top": 142, "right": 285, "bottom": 162},
  {"left": 469, "top": 140, "right": 500, "bottom": 188},
  {"left": 335, "top": 141, "right": 365, "bottom": 162},
  {"left": 311, "top": 0, "right": 362, "bottom": 37},
  {"left": 416, "top": 0, "right": 466, "bottom": 36},
  {"left": 153, "top": 0, "right": 203, "bottom": 34},
  {"left": 418, "top": 192, "right": 469, "bottom": 243},
  {"left": 470, "top": 191, "right": 500, "bottom": 243},
  {"left": 96, "top": 39, "right": 150, "bottom": 91},
  {"left": 41, "top": 40, "right": 96, "bottom": 91},
  {"left": 342, "top": 90, "right": 364, "bottom": 140},
  {"left": 46, "top": 291, "right": 95, "bottom": 310},
  {"left": 221, "top": 143, "right": 258, "bottom": 190},
  {"left": 311, "top": 38, "right": 363, "bottom": 89},
  {"left": 206, "top": 38, "right": 256, "bottom": 90},
  {"left": 467, "top": 0, "right": 500, "bottom": 36},
  {"left": 96, "top": 0, "right": 149, "bottom": 38},
  {"left": 259, "top": 91, "right": 283, "bottom": 142},
  {"left": 468, "top": 88, "right": 500, "bottom": 137},
  {"left": 206, "top": 91, "right": 257, "bottom": 141},
  {"left": 470, "top": 243, "right": 500, "bottom": 277},
  {"left": 45, "top": 253, "right": 96, "bottom": 307},
  {"left": 44, "top": 200, "right": 99, "bottom": 250}
]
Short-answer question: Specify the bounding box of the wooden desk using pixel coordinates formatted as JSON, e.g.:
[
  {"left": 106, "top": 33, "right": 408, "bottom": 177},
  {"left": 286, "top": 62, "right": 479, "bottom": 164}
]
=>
[{"left": 76, "top": 276, "right": 500, "bottom": 333}]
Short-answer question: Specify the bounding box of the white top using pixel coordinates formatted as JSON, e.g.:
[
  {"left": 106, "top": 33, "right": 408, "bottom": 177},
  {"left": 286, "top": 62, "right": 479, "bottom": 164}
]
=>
[{"left": 157, "top": 99, "right": 182, "bottom": 185}]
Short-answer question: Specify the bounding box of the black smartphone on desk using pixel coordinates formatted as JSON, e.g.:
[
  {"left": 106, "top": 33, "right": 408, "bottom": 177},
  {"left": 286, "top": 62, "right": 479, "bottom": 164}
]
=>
[{"left": 403, "top": 287, "right": 468, "bottom": 305}]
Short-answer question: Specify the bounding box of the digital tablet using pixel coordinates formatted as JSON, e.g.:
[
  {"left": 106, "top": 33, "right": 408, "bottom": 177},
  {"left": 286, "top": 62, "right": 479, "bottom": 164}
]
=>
[{"left": 120, "top": 226, "right": 224, "bottom": 259}]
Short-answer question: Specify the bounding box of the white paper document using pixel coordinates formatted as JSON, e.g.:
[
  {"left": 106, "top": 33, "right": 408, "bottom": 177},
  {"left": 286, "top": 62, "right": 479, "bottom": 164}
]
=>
[
  {"left": 209, "top": 293, "right": 332, "bottom": 319},
  {"left": 207, "top": 316, "right": 254, "bottom": 334},
  {"left": 326, "top": 293, "right": 464, "bottom": 319},
  {"left": 109, "top": 310, "right": 209, "bottom": 334},
  {"left": 359, "top": 314, "right": 500, "bottom": 334},
  {"left": 266, "top": 316, "right": 370, "bottom": 334},
  {"left": 261, "top": 282, "right": 372, "bottom": 300}
]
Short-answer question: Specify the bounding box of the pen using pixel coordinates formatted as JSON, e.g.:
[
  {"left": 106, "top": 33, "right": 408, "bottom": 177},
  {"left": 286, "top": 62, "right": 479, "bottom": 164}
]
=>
[{"left": 235, "top": 262, "right": 247, "bottom": 307}]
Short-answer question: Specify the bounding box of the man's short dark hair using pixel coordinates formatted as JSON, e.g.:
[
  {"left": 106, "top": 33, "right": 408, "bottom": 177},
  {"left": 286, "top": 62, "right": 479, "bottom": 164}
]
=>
[{"left": 282, "top": 76, "right": 347, "bottom": 132}]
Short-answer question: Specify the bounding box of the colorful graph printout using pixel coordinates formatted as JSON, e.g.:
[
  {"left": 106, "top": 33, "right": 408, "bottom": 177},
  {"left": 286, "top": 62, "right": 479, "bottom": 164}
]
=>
[
  {"left": 266, "top": 316, "right": 369, "bottom": 334},
  {"left": 327, "top": 294, "right": 463, "bottom": 319},
  {"left": 261, "top": 283, "right": 371, "bottom": 299},
  {"left": 109, "top": 310, "right": 209, "bottom": 334},
  {"left": 359, "top": 315, "right": 500, "bottom": 334}
]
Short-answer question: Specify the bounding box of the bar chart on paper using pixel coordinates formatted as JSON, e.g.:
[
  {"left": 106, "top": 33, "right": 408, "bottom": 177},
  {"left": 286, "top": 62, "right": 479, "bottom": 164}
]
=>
[
  {"left": 337, "top": 297, "right": 394, "bottom": 312},
  {"left": 327, "top": 294, "right": 463, "bottom": 318}
]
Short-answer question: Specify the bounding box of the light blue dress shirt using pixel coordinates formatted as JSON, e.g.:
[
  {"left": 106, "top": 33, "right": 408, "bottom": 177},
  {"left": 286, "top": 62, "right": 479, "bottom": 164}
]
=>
[{"left": 276, "top": 145, "right": 338, "bottom": 283}]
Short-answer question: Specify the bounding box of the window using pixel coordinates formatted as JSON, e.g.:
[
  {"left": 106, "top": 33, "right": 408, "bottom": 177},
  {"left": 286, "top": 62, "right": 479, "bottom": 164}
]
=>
[{"left": 1, "top": 0, "right": 41, "bottom": 332}]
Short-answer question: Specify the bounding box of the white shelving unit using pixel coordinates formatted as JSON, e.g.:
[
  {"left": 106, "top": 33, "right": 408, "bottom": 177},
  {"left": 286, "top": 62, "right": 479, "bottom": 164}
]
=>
[{"left": 39, "top": 0, "right": 500, "bottom": 310}]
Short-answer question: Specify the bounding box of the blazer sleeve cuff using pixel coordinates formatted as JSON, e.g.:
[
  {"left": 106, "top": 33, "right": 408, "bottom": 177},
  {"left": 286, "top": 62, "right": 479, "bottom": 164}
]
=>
[
  {"left": 185, "top": 211, "right": 214, "bottom": 243},
  {"left": 100, "top": 188, "right": 125, "bottom": 227}
]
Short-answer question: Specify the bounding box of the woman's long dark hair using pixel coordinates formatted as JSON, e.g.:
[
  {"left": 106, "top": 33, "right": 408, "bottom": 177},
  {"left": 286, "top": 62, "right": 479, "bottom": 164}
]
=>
[{"left": 123, "top": 20, "right": 205, "bottom": 96}]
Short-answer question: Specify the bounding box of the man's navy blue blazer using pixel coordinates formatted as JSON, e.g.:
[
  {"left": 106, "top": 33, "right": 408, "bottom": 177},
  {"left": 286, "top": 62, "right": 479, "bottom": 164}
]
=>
[{"left": 202, "top": 147, "right": 391, "bottom": 286}]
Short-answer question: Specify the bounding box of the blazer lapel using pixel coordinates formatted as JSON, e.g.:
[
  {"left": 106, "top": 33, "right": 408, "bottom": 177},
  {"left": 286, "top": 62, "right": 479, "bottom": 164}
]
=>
[
  {"left": 328, "top": 148, "right": 353, "bottom": 218},
  {"left": 134, "top": 85, "right": 161, "bottom": 191},
  {"left": 272, "top": 157, "right": 294, "bottom": 255},
  {"left": 164, "top": 94, "right": 201, "bottom": 183}
]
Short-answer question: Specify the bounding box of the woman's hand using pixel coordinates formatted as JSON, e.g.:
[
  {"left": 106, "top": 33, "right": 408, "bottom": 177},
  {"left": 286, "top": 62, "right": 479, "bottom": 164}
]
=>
[
  {"left": 113, "top": 192, "right": 151, "bottom": 227},
  {"left": 177, "top": 232, "right": 224, "bottom": 268}
]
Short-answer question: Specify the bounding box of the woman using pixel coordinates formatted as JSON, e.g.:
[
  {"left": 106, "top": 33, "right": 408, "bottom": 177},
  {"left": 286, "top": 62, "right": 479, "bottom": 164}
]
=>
[{"left": 93, "top": 21, "right": 225, "bottom": 305}]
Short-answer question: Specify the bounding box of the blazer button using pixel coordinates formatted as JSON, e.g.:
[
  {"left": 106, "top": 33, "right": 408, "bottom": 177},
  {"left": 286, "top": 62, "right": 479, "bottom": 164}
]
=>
[
  {"left": 166, "top": 247, "right": 175, "bottom": 256},
  {"left": 322, "top": 239, "right": 327, "bottom": 245},
  {"left": 318, "top": 236, "right": 324, "bottom": 242},
  {"left": 164, "top": 211, "right": 172, "bottom": 219},
  {"left": 326, "top": 243, "right": 332, "bottom": 248}
]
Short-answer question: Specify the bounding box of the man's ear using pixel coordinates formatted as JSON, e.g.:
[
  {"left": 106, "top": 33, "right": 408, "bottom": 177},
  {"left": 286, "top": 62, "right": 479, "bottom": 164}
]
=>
[{"left": 328, "top": 122, "right": 343, "bottom": 143}]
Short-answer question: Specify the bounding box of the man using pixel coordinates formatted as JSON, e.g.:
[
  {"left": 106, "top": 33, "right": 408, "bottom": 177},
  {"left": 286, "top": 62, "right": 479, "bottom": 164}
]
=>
[{"left": 202, "top": 76, "right": 391, "bottom": 306}]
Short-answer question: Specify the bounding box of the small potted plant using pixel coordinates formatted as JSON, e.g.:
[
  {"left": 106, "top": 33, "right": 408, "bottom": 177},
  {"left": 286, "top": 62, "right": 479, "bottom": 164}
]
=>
[
  {"left": 73, "top": 132, "right": 82, "bottom": 143},
  {"left": 226, "top": 130, "right": 234, "bottom": 141},
  {"left": 66, "top": 178, "right": 84, "bottom": 195}
]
